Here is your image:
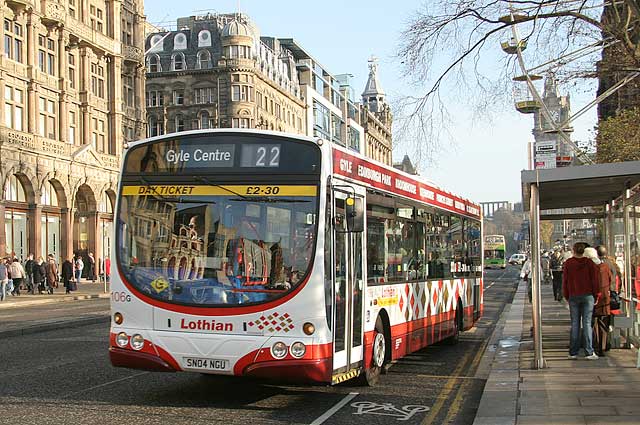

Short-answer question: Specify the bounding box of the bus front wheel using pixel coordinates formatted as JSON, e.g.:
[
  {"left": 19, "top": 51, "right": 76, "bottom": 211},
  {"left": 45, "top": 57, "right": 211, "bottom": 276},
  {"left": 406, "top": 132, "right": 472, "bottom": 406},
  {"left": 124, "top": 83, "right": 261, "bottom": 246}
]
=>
[{"left": 361, "top": 316, "right": 387, "bottom": 386}]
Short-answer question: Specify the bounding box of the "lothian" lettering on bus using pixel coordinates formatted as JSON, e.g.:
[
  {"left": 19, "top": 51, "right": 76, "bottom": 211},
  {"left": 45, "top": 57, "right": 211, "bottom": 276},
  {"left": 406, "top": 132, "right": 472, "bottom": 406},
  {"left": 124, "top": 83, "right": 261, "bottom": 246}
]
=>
[{"left": 180, "top": 319, "right": 234, "bottom": 332}]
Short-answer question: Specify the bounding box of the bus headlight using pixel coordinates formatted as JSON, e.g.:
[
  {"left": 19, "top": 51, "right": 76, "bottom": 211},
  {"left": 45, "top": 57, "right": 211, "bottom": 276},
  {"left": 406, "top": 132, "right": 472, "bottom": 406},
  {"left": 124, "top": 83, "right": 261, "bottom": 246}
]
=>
[
  {"left": 113, "top": 312, "right": 124, "bottom": 325},
  {"left": 116, "top": 332, "right": 129, "bottom": 348},
  {"left": 290, "top": 342, "right": 306, "bottom": 358},
  {"left": 130, "top": 334, "right": 145, "bottom": 351},
  {"left": 271, "top": 342, "right": 288, "bottom": 359}
]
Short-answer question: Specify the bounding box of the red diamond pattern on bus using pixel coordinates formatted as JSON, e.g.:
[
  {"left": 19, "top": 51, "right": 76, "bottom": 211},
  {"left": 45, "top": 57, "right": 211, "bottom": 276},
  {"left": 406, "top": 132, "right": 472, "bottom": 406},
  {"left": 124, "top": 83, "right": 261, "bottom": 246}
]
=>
[{"left": 248, "top": 312, "right": 294, "bottom": 333}]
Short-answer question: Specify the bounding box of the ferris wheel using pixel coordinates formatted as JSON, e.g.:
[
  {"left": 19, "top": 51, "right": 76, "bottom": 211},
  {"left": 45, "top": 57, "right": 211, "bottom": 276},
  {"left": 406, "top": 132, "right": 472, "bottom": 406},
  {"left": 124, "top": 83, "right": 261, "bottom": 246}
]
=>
[{"left": 498, "top": 2, "right": 640, "bottom": 166}]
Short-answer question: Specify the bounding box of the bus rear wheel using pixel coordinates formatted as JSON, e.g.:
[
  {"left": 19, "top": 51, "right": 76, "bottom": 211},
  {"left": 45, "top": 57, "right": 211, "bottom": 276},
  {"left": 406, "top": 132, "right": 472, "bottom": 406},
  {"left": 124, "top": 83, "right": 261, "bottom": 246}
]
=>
[{"left": 361, "top": 316, "right": 386, "bottom": 386}]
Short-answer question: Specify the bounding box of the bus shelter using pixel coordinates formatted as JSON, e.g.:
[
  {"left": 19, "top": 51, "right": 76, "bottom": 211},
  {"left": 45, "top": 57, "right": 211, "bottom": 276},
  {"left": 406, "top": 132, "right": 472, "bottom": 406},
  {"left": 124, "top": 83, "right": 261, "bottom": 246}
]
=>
[{"left": 521, "top": 161, "right": 640, "bottom": 369}]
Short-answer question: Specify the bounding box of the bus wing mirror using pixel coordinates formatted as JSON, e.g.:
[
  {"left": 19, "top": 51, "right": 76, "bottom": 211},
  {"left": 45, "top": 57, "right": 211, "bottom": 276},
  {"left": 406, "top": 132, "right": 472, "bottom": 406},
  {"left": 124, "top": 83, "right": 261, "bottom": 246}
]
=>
[{"left": 345, "top": 197, "right": 364, "bottom": 233}]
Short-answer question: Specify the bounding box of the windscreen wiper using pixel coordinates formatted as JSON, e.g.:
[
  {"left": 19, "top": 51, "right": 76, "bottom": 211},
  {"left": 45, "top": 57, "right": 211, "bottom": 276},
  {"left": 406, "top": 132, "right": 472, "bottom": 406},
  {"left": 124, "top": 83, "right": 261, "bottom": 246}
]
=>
[
  {"left": 229, "top": 197, "right": 310, "bottom": 203},
  {"left": 195, "top": 176, "right": 249, "bottom": 200}
]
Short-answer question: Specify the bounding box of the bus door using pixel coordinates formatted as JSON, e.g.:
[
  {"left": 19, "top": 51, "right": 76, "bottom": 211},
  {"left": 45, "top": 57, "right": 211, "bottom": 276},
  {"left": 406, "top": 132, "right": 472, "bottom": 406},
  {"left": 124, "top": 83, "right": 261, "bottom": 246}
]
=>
[{"left": 331, "top": 189, "right": 365, "bottom": 381}]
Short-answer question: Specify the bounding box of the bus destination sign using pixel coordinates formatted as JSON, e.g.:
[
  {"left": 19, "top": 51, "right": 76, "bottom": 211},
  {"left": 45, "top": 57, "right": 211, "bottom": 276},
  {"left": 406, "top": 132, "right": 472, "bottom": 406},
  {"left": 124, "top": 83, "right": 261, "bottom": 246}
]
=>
[{"left": 164, "top": 144, "right": 235, "bottom": 168}]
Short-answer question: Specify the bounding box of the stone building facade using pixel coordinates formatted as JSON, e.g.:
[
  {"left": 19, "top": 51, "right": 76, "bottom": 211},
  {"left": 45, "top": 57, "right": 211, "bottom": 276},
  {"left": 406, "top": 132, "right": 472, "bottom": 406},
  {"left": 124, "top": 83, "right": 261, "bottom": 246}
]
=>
[
  {"left": 145, "top": 13, "right": 392, "bottom": 165},
  {"left": 0, "top": 0, "right": 146, "bottom": 272}
]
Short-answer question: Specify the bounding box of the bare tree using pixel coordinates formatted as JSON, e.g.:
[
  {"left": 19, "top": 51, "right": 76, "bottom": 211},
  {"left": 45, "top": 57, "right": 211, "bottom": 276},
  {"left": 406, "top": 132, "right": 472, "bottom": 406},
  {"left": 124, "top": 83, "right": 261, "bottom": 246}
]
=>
[{"left": 395, "top": 1, "right": 640, "bottom": 156}]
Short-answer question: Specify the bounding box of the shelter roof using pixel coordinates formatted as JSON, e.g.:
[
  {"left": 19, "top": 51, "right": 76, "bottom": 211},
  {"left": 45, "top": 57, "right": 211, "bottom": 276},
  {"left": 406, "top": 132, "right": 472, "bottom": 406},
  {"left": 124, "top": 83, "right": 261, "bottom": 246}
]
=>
[{"left": 521, "top": 161, "right": 640, "bottom": 211}]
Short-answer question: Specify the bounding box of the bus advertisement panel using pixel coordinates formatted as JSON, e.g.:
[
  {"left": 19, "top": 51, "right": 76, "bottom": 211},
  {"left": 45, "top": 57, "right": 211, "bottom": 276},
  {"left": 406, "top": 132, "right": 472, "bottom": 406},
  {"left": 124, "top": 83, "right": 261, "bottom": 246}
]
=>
[
  {"left": 484, "top": 235, "right": 506, "bottom": 269},
  {"left": 109, "top": 129, "right": 483, "bottom": 385}
]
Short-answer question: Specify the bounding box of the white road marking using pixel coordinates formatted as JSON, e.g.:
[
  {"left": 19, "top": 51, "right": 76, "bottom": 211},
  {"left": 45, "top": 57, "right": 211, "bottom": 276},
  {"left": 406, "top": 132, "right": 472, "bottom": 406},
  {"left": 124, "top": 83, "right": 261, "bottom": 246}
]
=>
[
  {"left": 61, "top": 371, "right": 149, "bottom": 398},
  {"left": 311, "top": 392, "right": 359, "bottom": 425}
]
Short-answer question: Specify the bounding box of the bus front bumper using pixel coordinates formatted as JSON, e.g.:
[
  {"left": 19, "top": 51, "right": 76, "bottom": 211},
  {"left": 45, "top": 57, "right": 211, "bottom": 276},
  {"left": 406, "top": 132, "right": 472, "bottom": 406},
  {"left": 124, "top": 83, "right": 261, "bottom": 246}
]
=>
[{"left": 109, "top": 347, "right": 177, "bottom": 372}]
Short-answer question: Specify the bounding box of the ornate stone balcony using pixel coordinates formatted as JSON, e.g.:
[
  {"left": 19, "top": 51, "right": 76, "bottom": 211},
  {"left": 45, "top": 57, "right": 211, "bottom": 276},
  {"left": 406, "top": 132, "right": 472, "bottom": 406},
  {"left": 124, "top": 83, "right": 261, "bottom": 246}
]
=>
[{"left": 123, "top": 45, "right": 143, "bottom": 63}]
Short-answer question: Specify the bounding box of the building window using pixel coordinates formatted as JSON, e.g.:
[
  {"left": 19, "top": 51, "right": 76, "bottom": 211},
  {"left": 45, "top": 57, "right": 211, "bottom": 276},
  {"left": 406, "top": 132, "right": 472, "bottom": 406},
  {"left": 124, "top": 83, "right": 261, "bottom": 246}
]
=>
[
  {"left": 194, "top": 87, "right": 213, "bottom": 104},
  {"left": 197, "top": 50, "right": 211, "bottom": 69},
  {"left": 92, "top": 117, "right": 106, "bottom": 152},
  {"left": 200, "top": 111, "right": 212, "bottom": 129},
  {"left": 90, "top": 62, "right": 105, "bottom": 98},
  {"left": 174, "top": 115, "right": 185, "bottom": 132},
  {"left": 122, "top": 11, "right": 134, "bottom": 45},
  {"left": 232, "top": 118, "right": 250, "bottom": 128},
  {"left": 41, "top": 181, "right": 59, "bottom": 206},
  {"left": 313, "top": 101, "right": 330, "bottom": 138},
  {"left": 348, "top": 127, "right": 360, "bottom": 152},
  {"left": 225, "top": 45, "right": 251, "bottom": 59},
  {"left": 123, "top": 74, "right": 134, "bottom": 107},
  {"left": 198, "top": 30, "right": 211, "bottom": 47},
  {"left": 68, "top": 0, "right": 77, "bottom": 18},
  {"left": 171, "top": 53, "right": 185, "bottom": 71},
  {"left": 146, "top": 54, "right": 161, "bottom": 72},
  {"left": 231, "top": 84, "right": 253, "bottom": 102},
  {"left": 148, "top": 34, "right": 164, "bottom": 53},
  {"left": 68, "top": 53, "right": 77, "bottom": 89},
  {"left": 38, "top": 97, "right": 57, "bottom": 139},
  {"left": 4, "top": 19, "right": 23, "bottom": 63},
  {"left": 4, "top": 174, "right": 26, "bottom": 202},
  {"left": 331, "top": 114, "right": 343, "bottom": 144},
  {"left": 148, "top": 115, "right": 164, "bottom": 137},
  {"left": 172, "top": 90, "right": 184, "bottom": 105},
  {"left": 90, "top": 4, "right": 105, "bottom": 33},
  {"left": 99, "top": 192, "right": 113, "bottom": 213},
  {"left": 173, "top": 33, "right": 187, "bottom": 50},
  {"left": 69, "top": 110, "right": 77, "bottom": 144},
  {"left": 4, "top": 86, "right": 24, "bottom": 131},
  {"left": 38, "top": 35, "right": 56, "bottom": 75},
  {"left": 146, "top": 90, "right": 164, "bottom": 107}
]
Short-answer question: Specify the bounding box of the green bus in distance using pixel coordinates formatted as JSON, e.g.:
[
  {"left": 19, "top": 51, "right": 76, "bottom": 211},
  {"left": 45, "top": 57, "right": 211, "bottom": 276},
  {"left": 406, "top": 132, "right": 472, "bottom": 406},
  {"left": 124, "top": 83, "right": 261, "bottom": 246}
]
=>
[{"left": 484, "top": 234, "right": 506, "bottom": 269}]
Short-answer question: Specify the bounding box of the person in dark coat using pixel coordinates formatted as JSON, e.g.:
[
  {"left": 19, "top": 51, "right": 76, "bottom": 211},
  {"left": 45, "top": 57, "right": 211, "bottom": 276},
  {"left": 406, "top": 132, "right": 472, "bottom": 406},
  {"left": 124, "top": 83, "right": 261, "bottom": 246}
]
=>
[
  {"left": 88, "top": 252, "right": 96, "bottom": 282},
  {"left": 32, "top": 257, "right": 47, "bottom": 294},
  {"left": 61, "top": 259, "right": 74, "bottom": 294}
]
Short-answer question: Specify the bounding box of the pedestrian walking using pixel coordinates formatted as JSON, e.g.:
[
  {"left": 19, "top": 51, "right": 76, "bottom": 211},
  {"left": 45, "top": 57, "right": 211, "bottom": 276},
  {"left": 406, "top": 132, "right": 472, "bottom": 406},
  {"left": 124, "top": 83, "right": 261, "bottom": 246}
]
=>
[
  {"left": 541, "top": 252, "right": 551, "bottom": 284},
  {"left": 550, "top": 250, "right": 564, "bottom": 301},
  {"left": 584, "top": 247, "right": 612, "bottom": 357},
  {"left": 32, "top": 257, "right": 47, "bottom": 294},
  {"left": 0, "top": 258, "right": 8, "bottom": 301},
  {"left": 74, "top": 255, "right": 84, "bottom": 284},
  {"left": 563, "top": 242, "right": 600, "bottom": 360},
  {"left": 45, "top": 254, "right": 58, "bottom": 294},
  {"left": 9, "top": 257, "right": 25, "bottom": 296},
  {"left": 520, "top": 256, "right": 542, "bottom": 303},
  {"left": 62, "top": 258, "right": 74, "bottom": 294},
  {"left": 88, "top": 252, "right": 96, "bottom": 282},
  {"left": 24, "top": 253, "right": 34, "bottom": 294}
]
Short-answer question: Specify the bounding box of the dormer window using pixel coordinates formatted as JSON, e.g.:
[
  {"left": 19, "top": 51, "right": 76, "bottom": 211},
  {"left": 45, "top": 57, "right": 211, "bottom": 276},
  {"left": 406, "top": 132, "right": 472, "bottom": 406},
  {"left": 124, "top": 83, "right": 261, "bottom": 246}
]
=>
[
  {"left": 173, "top": 33, "right": 187, "bottom": 50},
  {"left": 198, "top": 30, "right": 211, "bottom": 47},
  {"left": 197, "top": 50, "right": 211, "bottom": 69},
  {"left": 171, "top": 53, "right": 185, "bottom": 71},
  {"left": 146, "top": 54, "right": 161, "bottom": 72},
  {"left": 148, "top": 34, "right": 164, "bottom": 53}
]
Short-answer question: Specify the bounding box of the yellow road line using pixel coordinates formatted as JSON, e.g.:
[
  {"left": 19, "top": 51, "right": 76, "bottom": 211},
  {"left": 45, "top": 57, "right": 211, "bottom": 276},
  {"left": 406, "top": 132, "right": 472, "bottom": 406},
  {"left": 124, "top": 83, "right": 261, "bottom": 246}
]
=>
[
  {"left": 420, "top": 349, "right": 474, "bottom": 424},
  {"left": 442, "top": 340, "right": 489, "bottom": 423}
]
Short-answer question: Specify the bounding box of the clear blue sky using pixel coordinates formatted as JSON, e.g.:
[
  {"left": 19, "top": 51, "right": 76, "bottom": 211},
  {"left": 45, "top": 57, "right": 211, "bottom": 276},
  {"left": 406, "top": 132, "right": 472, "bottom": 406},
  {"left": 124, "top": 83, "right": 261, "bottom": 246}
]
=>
[{"left": 144, "top": 0, "right": 595, "bottom": 204}]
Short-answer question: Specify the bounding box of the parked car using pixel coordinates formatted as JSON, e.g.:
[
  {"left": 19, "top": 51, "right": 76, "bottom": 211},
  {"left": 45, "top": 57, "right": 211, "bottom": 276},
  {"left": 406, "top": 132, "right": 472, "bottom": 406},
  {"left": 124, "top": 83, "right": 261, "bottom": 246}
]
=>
[{"left": 508, "top": 253, "right": 527, "bottom": 265}]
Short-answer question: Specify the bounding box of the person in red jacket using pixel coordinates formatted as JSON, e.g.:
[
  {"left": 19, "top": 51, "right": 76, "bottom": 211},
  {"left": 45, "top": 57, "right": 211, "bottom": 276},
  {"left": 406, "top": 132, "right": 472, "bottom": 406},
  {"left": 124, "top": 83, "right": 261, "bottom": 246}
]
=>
[{"left": 563, "top": 242, "right": 601, "bottom": 360}]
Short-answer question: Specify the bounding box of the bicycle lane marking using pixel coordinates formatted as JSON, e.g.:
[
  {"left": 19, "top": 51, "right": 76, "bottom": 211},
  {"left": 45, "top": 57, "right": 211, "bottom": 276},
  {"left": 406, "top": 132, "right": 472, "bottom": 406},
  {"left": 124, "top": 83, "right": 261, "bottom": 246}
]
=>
[{"left": 310, "top": 392, "right": 359, "bottom": 425}]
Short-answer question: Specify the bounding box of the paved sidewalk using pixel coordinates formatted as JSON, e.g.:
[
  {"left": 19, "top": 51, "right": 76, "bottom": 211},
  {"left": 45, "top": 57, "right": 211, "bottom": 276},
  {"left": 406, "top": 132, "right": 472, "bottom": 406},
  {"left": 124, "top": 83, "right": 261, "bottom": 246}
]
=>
[
  {"left": 474, "top": 280, "right": 640, "bottom": 425},
  {"left": 0, "top": 280, "right": 110, "bottom": 309}
]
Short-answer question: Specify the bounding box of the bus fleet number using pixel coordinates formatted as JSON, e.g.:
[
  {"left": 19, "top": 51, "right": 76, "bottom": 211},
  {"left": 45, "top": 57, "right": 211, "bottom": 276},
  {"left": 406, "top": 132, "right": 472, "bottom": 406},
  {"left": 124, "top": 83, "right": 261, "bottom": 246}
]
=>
[{"left": 112, "top": 291, "right": 132, "bottom": 303}]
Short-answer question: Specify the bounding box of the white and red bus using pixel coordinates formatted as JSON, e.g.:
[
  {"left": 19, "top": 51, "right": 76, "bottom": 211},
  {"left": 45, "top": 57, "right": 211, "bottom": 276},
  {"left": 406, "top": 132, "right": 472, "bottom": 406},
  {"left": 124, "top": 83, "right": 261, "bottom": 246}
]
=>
[{"left": 109, "top": 130, "right": 483, "bottom": 385}]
